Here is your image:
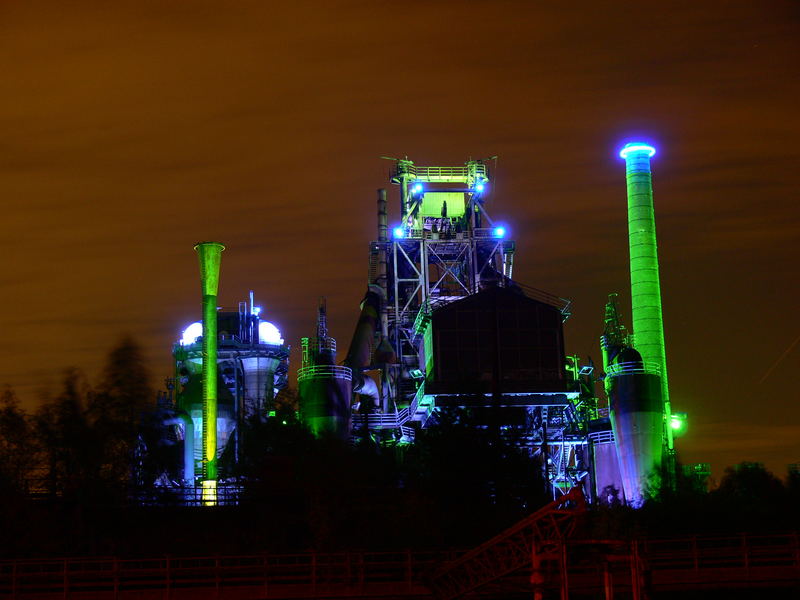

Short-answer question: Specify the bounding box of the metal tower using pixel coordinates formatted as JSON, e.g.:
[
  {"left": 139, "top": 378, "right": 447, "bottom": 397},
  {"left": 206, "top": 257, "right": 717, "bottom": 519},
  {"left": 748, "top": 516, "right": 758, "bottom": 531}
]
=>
[
  {"left": 382, "top": 159, "right": 514, "bottom": 408},
  {"left": 350, "top": 159, "right": 586, "bottom": 499}
]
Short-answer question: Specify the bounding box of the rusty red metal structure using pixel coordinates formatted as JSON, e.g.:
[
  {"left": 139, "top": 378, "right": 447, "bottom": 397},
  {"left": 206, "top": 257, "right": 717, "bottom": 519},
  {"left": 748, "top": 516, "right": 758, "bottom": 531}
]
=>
[
  {"left": 427, "top": 486, "right": 587, "bottom": 600},
  {"left": 3, "top": 498, "right": 799, "bottom": 600}
]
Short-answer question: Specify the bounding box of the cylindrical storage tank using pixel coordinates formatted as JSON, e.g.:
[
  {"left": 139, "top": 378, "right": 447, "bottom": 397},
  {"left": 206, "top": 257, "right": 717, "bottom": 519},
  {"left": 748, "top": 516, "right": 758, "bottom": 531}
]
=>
[
  {"left": 607, "top": 347, "right": 663, "bottom": 506},
  {"left": 298, "top": 365, "right": 353, "bottom": 439}
]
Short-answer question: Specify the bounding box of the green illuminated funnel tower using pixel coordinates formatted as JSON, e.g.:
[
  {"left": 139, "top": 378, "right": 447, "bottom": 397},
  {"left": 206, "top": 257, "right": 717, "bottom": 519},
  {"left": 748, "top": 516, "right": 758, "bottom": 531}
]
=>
[
  {"left": 619, "top": 143, "right": 673, "bottom": 453},
  {"left": 195, "top": 241, "right": 225, "bottom": 502}
]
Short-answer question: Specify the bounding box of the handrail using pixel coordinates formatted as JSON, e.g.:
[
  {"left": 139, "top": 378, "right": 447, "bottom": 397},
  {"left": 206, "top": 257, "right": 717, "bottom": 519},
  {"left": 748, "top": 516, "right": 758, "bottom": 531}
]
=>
[
  {"left": 506, "top": 278, "right": 572, "bottom": 315},
  {"left": 394, "top": 164, "right": 488, "bottom": 183},
  {"left": 351, "top": 384, "right": 429, "bottom": 430},
  {"left": 393, "top": 228, "right": 501, "bottom": 241},
  {"left": 413, "top": 302, "right": 431, "bottom": 335},
  {"left": 588, "top": 429, "right": 614, "bottom": 444},
  {"left": 132, "top": 485, "right": 244, "bottom": 507},
  {"left": 297, "top": 365, "right": 352, "bottom": 382},
  {"left": 472, "top": 227, "right": 500, "bottom": 238},
  {"left": 0, "top": 550, "right": 447, "bottom": 596},
  {"left": 605, "top": 361, "right": 661, "bottom": 377},
  {"left": 2, "top": 533, "right": 798, "bottom": 597}
]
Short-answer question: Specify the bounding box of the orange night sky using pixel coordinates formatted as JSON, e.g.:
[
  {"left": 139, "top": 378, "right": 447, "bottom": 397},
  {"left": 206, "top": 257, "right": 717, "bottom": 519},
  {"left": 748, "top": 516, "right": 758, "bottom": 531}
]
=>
[{"left": 1, "top": 1, "right": 798, "bottom": 478}]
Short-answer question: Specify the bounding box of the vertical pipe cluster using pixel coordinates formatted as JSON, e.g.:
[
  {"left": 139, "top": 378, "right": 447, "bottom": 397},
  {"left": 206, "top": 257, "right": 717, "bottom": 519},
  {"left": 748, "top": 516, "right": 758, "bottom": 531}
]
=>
[
  {"left": 620, "top": 143, "right": 672, "bottom": 452},
  {"left": 376, "top": 188, "right": 389, "bottom": 340},
  {"left": 377, "top": 188, "right": 388, "bottom": 244},
  {"left": 195, "top": 241, "right": 225, "bottom": 501},
  {"left": 375, "top": 188, "right": 395, "bottom": 411}
]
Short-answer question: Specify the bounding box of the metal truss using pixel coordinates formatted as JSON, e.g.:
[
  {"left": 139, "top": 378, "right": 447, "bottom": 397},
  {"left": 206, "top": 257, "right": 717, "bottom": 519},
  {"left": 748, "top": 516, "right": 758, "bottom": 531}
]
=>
[
  {"left": 388, "top": 233, "right": 513, "bottom": 405},
  {"left": 427, "top": 486, "right": 586, "bottom": 600}
]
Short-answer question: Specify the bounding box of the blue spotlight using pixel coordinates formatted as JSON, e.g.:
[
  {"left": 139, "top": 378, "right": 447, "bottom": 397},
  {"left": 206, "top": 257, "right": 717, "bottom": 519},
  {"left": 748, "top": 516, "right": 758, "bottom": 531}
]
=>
[
  {"left": 393, "top": 226, "right": 405, "bottom": 238},
  {"left": 475, "top": 182, "right": 485, "bottom": 193},
  {"left": 412, "top": 183, "right": 423, "bottom": 194},
  {"left": 619, "top": 143, "right": 656, "bottom": 159},
  {"left": 493, "top": 226, "right": 506, "bottom": 238}
]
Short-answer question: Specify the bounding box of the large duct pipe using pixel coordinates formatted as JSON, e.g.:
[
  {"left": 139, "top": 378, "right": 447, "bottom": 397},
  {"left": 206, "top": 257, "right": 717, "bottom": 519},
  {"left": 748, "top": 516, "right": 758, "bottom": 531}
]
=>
[
  {"left": 352, "top": 372, "right": 380, "bottom": 407},
  {"left": 195, "top": 241, "right": 224, "bottom": 500},
  {"left": 344, "top": 285, "right": 384, "bottom": 372},
  {"left": 620, "top": 143, "right": 672, "bottom": 453},
  {"left": 344, "top": 285, "right": 390, "bottom": 415}
]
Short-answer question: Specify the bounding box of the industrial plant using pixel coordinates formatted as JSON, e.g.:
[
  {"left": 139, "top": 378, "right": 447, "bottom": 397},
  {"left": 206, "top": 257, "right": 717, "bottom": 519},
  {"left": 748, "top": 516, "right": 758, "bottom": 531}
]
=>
[
  {"left": 160, "top": 143, "right": 684, "bottom": 507},
  {"left": 160, "top": 243, "right": 290, "bottom": 503}
]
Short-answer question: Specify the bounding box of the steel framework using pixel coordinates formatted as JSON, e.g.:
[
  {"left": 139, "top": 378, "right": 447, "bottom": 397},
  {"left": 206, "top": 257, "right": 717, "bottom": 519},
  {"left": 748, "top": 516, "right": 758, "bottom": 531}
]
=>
[
  {"left": 427, "top": 486, "right": 587, "bottom": 600},
  {"left": 388, "top": 230, "right": 515, "bottom": 383},
  {"left": 364, "top": 159, "right": 586, "bottom": 499}
]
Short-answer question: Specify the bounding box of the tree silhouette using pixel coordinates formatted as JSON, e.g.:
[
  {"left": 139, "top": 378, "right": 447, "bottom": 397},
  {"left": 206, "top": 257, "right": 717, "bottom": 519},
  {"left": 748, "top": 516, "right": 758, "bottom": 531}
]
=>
[
  {"left": 0, "top": 386, "right": 38, "bottom": 493},
  {"left": 91, "top": 335, "right": 154, "bottom": 489},
  {"left": 30, "top": 337, "right": 154, "bottom": 502},
  {"left": 34, "top": 368, "right": 100, "bottom": 500},
  {"left": 92, "top": 335, "right": 152, "bottom": 426}
]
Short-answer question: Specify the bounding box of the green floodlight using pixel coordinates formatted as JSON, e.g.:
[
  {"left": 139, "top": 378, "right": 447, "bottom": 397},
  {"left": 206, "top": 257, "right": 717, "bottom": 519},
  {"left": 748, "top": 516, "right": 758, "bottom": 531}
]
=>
[{"left": 670, "top": 412, "right": 688, "bottom": 436}]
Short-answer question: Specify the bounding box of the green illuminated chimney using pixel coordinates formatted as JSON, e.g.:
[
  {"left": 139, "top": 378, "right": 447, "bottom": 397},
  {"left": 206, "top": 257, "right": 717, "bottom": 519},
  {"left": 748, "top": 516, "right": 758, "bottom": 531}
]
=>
[
  {"left": 619, "top": 143, "right": 673, "bottom": 452},
  {"left": 195, "top": 241, "right": 225, "bottom": 500}
]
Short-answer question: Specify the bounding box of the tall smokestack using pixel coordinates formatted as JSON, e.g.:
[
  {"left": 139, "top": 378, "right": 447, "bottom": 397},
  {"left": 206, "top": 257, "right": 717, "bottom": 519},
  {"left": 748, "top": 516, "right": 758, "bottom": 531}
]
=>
[
  {"left": 195, "top": 241, "right": 225, "bottom": 503},
  {"left": 619, "top": 143, "right": 673, "bottom": 454}
]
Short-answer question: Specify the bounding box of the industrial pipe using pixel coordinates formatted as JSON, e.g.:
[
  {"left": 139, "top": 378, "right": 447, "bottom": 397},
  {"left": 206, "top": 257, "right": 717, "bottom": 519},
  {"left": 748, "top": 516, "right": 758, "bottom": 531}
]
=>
[
  {"left": 377, "top": 188, "right": 388, "bottom": 244},
  {"left": 195, "top": 241, "right": 224, "bottom": 502},
  {"left": 620, "top": 143, "right": 672, "bottom": 453},
  {"left": 352, "top": 372, "right": 380, "bottom": 408},
  {"left": 376, "top": 188, "right": 389, "bottom": 338}
]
